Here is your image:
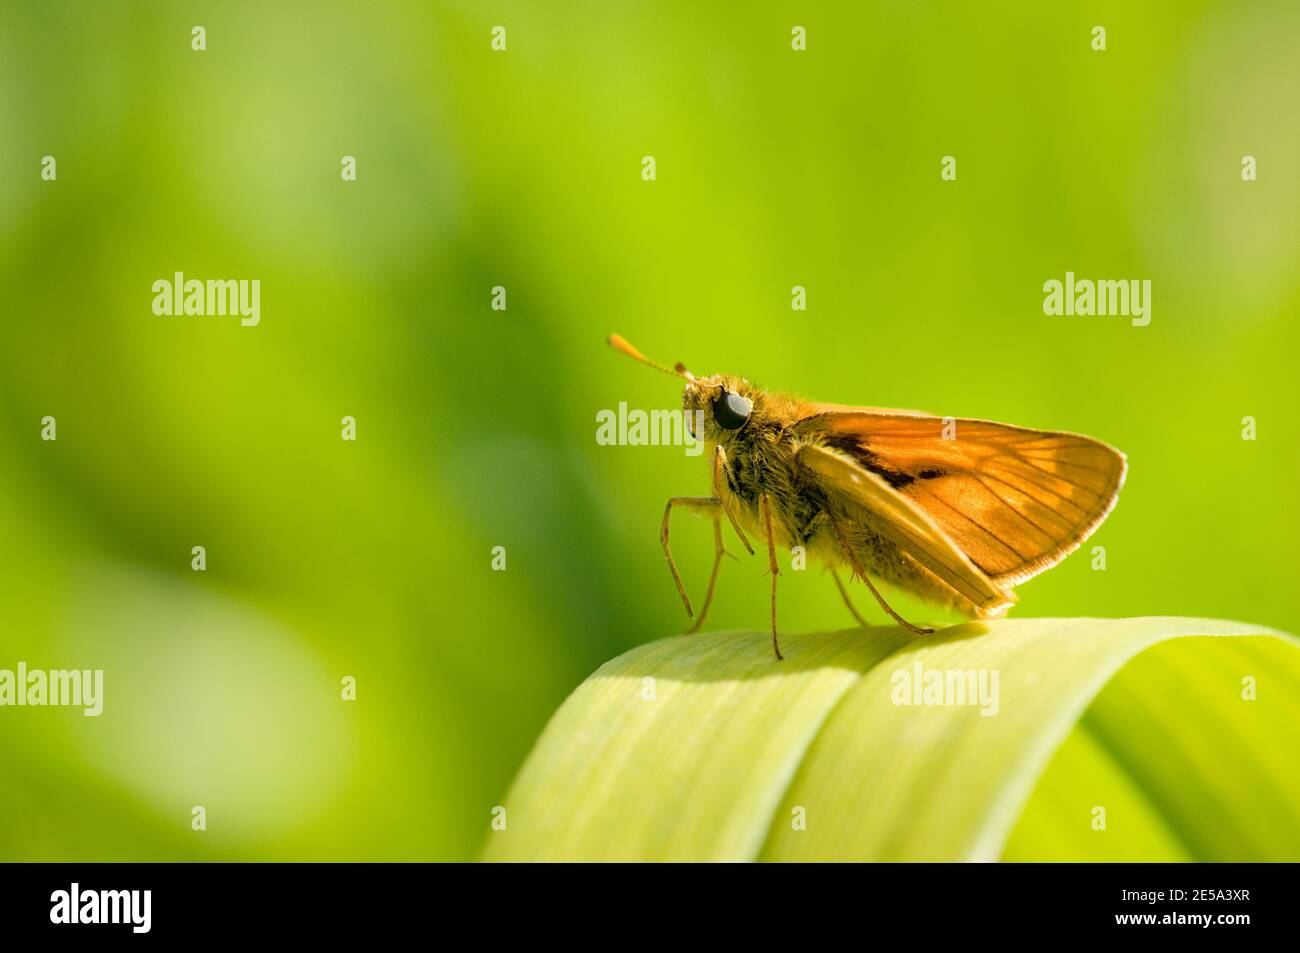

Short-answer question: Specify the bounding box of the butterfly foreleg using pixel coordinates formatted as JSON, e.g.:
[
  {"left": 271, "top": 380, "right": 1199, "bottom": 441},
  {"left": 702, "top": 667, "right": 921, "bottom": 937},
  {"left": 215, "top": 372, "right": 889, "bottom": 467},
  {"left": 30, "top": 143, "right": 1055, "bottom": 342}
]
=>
[
  {"left": 661, "top": 497, "right": 729, "bottom": 629},
  {"left": 759, "top": 493, "right": 784, "bottom": 660},
  {"left": 687, "top": 506, "right": 730, "bottom": 634},
  {"left": 712, "top": 445, "right": 755, "bottom": 555}
]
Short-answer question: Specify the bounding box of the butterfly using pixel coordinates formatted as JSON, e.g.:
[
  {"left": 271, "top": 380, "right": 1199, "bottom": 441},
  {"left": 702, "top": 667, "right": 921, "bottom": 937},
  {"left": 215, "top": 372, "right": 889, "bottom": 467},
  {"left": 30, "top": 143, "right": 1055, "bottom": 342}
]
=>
[{"left": 610, "top": 334, "right": 1127, "bottom": 659}]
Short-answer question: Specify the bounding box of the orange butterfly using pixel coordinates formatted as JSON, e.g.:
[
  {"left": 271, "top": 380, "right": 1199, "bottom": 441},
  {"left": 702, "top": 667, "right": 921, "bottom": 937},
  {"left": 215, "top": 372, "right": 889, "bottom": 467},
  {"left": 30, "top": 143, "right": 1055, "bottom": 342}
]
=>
[{"left": 610, "top": 334, "right": 1127, "bottom": 659}]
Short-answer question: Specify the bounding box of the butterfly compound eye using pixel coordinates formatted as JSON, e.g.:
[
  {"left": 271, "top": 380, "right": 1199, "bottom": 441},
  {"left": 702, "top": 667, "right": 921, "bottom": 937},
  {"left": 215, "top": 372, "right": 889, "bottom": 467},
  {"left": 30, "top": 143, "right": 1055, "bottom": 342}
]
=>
[{"left": 712, "top": 391, "right": 752, "bottom": 430}]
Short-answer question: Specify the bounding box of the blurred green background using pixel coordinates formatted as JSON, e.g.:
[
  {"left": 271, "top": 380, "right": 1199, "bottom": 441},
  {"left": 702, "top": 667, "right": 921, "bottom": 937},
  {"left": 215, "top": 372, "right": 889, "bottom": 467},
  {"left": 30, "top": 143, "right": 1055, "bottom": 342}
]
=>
[{"left": 0, "top": 1, "right": 1296, "bottom": 860}]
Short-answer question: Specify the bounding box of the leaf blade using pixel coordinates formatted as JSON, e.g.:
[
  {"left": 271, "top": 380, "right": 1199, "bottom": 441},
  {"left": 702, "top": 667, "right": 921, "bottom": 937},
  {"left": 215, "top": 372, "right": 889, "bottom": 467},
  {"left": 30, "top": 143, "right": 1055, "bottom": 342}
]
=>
[{"left": 482, "top": 618, "right": 1296, "bottom": 862}]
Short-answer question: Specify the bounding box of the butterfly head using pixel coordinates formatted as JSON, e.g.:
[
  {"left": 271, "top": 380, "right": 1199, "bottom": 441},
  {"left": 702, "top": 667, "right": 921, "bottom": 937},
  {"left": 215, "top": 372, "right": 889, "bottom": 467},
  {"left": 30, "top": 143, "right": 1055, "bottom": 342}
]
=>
[
  {"left": 607, "top": 334, "right": 758, "bottom": 440},
  {"left": 682, "top": 375, "right": 754, "bottom": 437}
]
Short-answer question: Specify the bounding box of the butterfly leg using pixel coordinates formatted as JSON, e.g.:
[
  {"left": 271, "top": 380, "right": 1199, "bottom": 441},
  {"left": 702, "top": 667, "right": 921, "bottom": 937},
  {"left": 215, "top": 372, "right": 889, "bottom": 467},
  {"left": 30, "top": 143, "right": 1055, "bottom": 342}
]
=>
[
  {"left": 712, "top": 446, "right": 755, "bottom": 555},
  {"left": 829, "top": 516, "right": 935, "bottom": 635},
  {"left": 686, "top": 511, "right": 729, "bottom": 634},
  {"left": 760, "top": 493, "right": 784, "bottom": 660},
  {"left": 661, "top": 497, "right": 726, "bottom": 624},
  {"left": 828, "top": 565, "right": 869, "bottom": 628}
]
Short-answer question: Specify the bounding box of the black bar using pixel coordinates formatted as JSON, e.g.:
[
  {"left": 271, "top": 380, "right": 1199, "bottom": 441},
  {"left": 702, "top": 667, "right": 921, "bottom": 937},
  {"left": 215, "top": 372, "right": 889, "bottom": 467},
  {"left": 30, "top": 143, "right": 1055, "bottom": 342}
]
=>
[{"left": 0, "top": 862, "right": 1286, "bottom": 940}]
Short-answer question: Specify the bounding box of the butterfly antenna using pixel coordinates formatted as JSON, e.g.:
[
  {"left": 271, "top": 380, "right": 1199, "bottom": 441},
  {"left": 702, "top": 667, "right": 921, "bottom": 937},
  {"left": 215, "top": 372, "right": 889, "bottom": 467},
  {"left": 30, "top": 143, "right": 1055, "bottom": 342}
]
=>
[{"left": 607, "top": 334, "right": 695, "bottom": 381}]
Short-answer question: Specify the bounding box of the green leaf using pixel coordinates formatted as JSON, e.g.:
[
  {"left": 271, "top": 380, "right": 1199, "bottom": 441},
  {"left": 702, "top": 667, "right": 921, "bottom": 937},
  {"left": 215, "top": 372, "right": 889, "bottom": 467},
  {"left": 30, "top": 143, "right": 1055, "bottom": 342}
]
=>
[{"left": 481, "top": 618, "right": 1299, "bottom": 862}]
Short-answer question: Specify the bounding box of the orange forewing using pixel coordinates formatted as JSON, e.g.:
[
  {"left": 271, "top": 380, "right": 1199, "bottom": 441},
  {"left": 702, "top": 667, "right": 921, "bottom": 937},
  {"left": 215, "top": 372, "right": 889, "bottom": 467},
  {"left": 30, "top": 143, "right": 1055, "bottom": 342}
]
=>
[{"left": 795, "top": 409, "right": 1127, "bottom": 586}]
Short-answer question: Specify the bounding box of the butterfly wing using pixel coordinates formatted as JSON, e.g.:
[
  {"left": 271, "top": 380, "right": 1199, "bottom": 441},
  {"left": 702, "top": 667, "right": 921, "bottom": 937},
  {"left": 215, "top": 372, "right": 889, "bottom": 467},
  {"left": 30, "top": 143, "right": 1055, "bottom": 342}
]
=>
[
  {"left": 796, "top": 411, "right": 1127, "bottom": 587},
  {"left": 806, "top": 402, "right": 932, "bottom": 417},
  {"left": 795, "top": 443, "right": 1014, "bottom": 615}
]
